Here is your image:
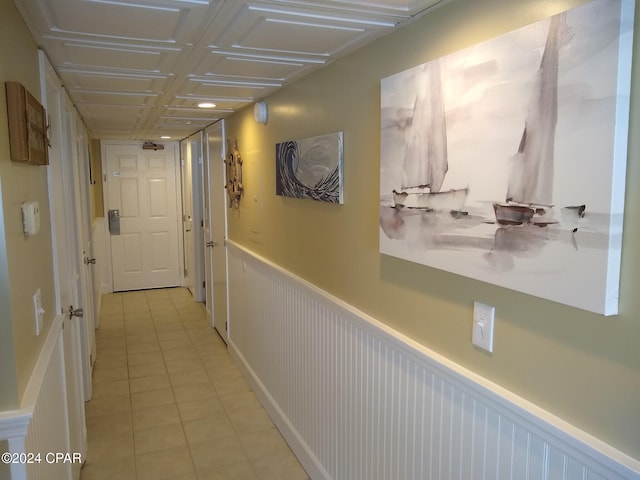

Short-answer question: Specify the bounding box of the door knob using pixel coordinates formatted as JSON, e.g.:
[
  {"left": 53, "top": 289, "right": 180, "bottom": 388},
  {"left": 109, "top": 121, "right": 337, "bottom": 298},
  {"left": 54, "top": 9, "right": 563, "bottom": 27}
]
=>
[
  {"left": 69, "top": 306, "right": 84, "bottom": 318},
  {"left": 84, "top": 257, "right": 96, "bottom": 265},
  {"left": 206, "top": 241, "right": 217, "bottom": 247}
]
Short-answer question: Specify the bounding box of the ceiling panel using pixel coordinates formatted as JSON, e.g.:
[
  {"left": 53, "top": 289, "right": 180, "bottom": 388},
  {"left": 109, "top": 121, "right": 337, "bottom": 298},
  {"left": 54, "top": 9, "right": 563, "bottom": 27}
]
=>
[
  {"left": 30, "top": 0, "right": 216, "bottom": 43},
  {"left": 13, "top": 0, "right": 448, "bottom": 140},
  {"left": 43, "top": 40, "right": 182, "bottom": 73},
  {"left": 196, "top": 53, "right": 307, "bottom": 80},
  {"left": 77, "top": 103, "right": 145, "bottom": 116},
  {"left": 235, "top": 18, "right": 368, "bottom": 56},
  {"left": 154, "top": 115, "right": 204, "bottom": 124},
  {"left": 70, "top": 91, "right": 158, "bottom": 106},
  {"left": 168, "top": 98, "right": 247, "bottom": 112},
  {"left": 183, "top": 83, "right": 270, "bottom": 101},
  {"left": 75, "top": 105, "right": 145, "bottom": 135},
  {"left": 300, "top": 0, "right": 442, "bottom": 16},
  {"left": 59, "top": 71, "right": 161, "bottom": 93}
]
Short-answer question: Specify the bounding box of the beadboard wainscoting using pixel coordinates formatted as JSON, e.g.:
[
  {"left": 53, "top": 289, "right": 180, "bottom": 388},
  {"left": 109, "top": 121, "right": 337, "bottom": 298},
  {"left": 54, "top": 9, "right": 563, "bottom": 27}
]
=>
[
  {"left": 226, "top": 241, "right": 640, "bottom": 480},
  {"left": 0, "top": 315, "right": 75, "bottom": 480}
]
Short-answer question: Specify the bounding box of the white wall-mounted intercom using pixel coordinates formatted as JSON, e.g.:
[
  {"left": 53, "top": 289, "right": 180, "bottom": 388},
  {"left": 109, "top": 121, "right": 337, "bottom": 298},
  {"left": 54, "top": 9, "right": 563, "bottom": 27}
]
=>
[{"left": 21, "top": 201, "right": 40, "bottom": 236}]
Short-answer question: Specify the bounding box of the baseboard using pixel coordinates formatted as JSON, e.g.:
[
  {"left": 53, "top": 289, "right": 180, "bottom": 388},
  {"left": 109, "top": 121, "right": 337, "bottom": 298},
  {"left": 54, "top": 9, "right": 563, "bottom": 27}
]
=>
[{"left": 228, "top": 341, "right": 331, "bottom": 479}]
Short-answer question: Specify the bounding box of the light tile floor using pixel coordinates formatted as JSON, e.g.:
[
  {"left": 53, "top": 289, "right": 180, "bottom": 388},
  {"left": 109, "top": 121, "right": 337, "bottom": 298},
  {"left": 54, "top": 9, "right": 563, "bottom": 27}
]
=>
[{"left": 80, "top": 288, "right": 309, "bottom": 480}]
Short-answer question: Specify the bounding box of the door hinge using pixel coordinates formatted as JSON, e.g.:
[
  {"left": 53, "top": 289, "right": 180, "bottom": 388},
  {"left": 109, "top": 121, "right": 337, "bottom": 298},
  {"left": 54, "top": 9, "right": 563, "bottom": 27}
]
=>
[{"left": 202, "top": 281, "right": 205, "bottom": 288}]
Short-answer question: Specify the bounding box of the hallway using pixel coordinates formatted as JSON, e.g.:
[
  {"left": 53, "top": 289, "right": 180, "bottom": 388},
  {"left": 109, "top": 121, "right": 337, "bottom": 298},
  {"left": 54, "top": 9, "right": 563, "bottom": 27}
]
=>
[{"left": 80, "top": 288, "right": 309, "bottom": 480}]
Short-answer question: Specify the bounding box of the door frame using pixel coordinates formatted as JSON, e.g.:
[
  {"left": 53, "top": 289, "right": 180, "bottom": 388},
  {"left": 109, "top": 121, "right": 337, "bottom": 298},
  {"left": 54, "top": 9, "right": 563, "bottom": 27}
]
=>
[
  {"left": 181, "top": 133, "right": 206, "bottom": 302},
  {"left": 191, "top": 132, "right": 206, "bottom": 303},
  {"left": 203, "top": 120, "right": 229, "bottom": 340},
  {"left": 67, "top": 102, "right": 96, "bottom": 400},
  {"left": 203, "top": 132, "right": 213, "bottom": 321},
  {"left": 180, "top": 139, "right": 193, "bottom": 293},
  {"left": 101, "top": 140, "right": 184, "bottom": 293},
  {"left": 40, "top": 50, "right": 87, "bottom": 475}
]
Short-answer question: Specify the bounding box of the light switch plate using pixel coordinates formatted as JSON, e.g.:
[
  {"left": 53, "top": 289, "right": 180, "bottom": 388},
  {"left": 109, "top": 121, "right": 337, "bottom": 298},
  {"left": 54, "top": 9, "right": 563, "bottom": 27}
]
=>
[{"left": 472, "top": 301, "right": 495, "bottom": 353}]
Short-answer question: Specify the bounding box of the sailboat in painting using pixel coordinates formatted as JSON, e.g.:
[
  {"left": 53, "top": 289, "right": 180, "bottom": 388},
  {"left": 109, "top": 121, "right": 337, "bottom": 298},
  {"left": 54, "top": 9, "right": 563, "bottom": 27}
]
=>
[
  {"left": 493, "top": 13, "right": 570, "bottom": 226},
  {"left": 392, "top": 58, "right": 468, "bottom": 211}
]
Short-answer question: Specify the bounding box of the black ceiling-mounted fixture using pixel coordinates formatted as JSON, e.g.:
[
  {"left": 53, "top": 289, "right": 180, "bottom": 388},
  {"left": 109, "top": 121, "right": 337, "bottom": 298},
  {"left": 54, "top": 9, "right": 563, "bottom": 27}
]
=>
[{"left": 142, "top": 141, "right": 164, "bottom": 151}]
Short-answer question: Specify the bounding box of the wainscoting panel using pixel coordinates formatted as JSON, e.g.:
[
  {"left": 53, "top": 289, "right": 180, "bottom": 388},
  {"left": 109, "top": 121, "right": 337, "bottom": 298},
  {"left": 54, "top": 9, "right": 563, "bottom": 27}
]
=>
[
  {"left": 0, "top": 315, "right": 75, "bottom": 480},
  {"left": 23, "top": 330, "right": 72, "bottom": 480},
  {"left": 226, "top": 242, "right": 640, "bottom": 480}
]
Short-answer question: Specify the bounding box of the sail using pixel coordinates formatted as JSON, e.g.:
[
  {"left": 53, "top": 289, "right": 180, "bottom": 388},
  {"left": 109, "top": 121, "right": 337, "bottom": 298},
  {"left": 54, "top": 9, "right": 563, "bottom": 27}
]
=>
[
  {"left": 506, "top": 13, "right": 568, "bottom": 206},
  {"left": 401, "top": 59, "right": 448, "bottom": 192}
]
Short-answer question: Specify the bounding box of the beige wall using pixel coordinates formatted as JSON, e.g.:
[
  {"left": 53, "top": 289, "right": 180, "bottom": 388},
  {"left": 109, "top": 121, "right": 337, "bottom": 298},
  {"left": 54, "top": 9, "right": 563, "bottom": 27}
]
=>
[
  {"left": 225, "top": 0, "right": 640, "bottom": 460},
  {"left": 0, "top": 0, "right": 57, "bottom": 407},
  {"left": 0, "top": 440, "right": 8, "bottom": 478},
  {"left": 90, "top": 138, "right": 104, "bottom": 220},
  {"left": 0, "top": 180, "right": 18, "bottom": 410}
]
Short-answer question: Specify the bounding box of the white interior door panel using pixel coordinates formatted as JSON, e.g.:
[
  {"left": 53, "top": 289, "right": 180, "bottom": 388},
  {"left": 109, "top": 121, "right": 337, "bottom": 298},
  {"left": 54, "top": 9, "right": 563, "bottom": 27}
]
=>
[{"left": 105, "top": 143, "right": 181, "bottom": 291}]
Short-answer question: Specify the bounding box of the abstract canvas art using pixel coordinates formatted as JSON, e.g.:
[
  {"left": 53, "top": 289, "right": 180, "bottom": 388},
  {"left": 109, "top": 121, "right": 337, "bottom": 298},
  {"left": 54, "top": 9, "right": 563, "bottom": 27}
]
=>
[
  {"left": 379, "top": 0, "right": 633, "bottom": 315},
  {"left": 276, "top": 131, "right": 344, "bottom": 204}
]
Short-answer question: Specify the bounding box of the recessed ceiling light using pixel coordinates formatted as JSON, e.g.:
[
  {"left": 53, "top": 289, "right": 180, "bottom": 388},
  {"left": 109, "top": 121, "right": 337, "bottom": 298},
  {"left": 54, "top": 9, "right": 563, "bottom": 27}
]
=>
[
  {"left": 198, "top": 102, "right": 216, "bottom": 108},
  {"left": 160, "top": 135, "right": 171, "bottom": 139}
]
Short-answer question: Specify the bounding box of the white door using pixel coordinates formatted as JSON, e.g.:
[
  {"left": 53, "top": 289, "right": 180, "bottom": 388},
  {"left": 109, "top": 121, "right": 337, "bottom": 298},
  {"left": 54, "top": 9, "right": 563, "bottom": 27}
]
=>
[
  {"left": 104, "top": 143, "right": 182, "bottom": 291},
  {"left": 67, "top": 106, "right": 96, "bottom": 401},
  {"left": 205, "top": 121, "right": 229, "bottom": 341},
  {"left": 181, "top": 133, "right": 206, "bottom": 302},
  {"left": 203, "top": 133, "right": 213, "bottom": 321},
  {"left": 190, "top": 133, "right": 205, "bottom": 302},
  {"left": 181, "top": 139, "right": 195, "bottom": 294},
  {"left": 61, "top": 310, "right": 86, "bottom": 480},
  {"left": 40, "top": 51, "right": 86, "bottom": 478}
]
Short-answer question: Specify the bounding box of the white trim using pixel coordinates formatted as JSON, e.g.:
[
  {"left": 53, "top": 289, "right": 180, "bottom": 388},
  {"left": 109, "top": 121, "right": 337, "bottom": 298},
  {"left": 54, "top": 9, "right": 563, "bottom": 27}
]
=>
[
  {"left": 189, "top": 131, "right": 206, "bottom": 302},
  {"left": 99, "top": 140, "right": 114, "bottom": 293},
  {"left": 0, "top": 413, "right": 31, "bottom": 440},
  {"left": 227, "top": 240, "right": 640, "bottom": 479}
]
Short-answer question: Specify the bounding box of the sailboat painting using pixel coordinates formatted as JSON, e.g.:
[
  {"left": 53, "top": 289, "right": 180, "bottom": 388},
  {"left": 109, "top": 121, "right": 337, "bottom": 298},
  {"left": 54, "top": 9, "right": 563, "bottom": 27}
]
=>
[
  {"left": 391, "top": 58, "right": 469, "bottom": 211},
  {"left": 379, "top": 0, "right": 633, "bottom": 315}
]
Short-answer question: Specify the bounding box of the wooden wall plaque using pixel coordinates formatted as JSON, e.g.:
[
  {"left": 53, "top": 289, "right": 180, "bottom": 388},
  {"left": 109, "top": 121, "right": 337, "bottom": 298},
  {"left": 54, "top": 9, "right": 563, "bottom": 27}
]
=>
[{"left": 5, "top": 82, "right": 49, "bottom": 165}]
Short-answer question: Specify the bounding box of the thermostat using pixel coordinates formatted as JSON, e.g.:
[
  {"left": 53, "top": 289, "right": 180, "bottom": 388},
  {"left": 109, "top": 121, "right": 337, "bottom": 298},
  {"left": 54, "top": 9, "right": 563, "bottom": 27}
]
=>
[{"left": 21, "top": 201, "right": 40, "bottom": 236}]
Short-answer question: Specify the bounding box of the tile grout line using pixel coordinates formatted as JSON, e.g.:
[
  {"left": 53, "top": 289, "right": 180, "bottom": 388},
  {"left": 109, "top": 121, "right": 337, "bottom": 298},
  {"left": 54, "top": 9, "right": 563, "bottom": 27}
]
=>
[
  {"left": 164, "top": 290, "right": 200, "bottom": 479},
  {"left": 86, "top": 288, "right": 308, "bottom": 480}
]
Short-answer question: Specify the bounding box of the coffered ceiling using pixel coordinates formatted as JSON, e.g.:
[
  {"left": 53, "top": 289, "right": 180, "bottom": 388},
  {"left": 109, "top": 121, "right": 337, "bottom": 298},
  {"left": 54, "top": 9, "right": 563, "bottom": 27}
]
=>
[{"left": 14, "top": 0, "right": 446, "bottom": 141}]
